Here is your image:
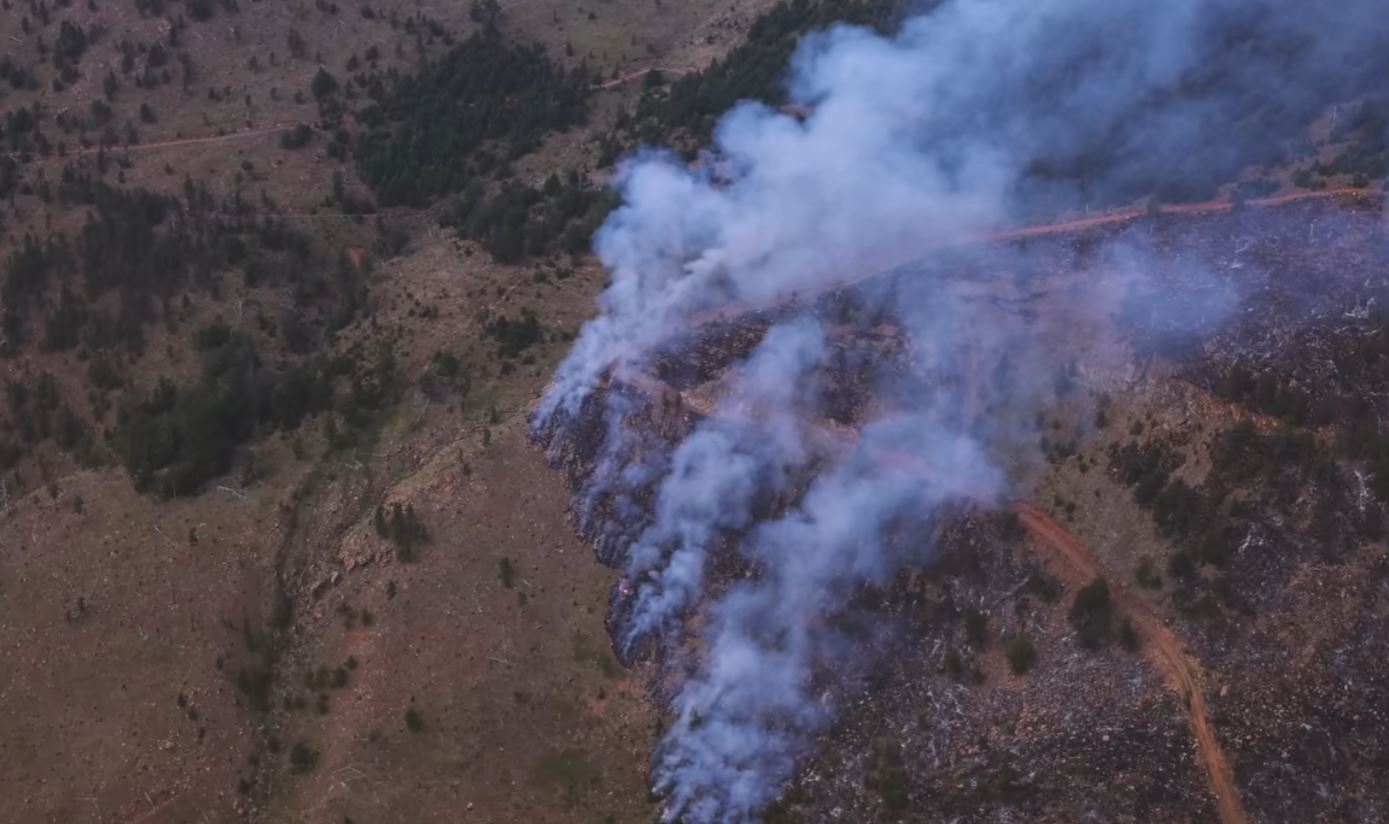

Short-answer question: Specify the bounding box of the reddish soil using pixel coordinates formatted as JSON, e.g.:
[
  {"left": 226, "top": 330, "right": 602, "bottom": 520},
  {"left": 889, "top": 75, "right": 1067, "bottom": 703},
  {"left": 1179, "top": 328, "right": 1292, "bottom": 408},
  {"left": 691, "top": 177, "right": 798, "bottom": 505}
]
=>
[
  {"left": 1014, "top": 502, "right": 1249, "bottom": 824},
  {"left": 686, "top": 187, "right": 1383, "bottom": 330},
  {"left": 618, "top": 366, "right": 1251, "bottom": 823}
]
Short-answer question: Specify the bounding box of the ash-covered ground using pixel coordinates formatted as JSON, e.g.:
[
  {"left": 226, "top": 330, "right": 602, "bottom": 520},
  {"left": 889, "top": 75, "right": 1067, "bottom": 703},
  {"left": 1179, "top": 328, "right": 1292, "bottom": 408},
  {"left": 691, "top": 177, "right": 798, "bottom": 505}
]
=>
[{"left": 538, "top": 194, "right": 1389, "bottom": 822}]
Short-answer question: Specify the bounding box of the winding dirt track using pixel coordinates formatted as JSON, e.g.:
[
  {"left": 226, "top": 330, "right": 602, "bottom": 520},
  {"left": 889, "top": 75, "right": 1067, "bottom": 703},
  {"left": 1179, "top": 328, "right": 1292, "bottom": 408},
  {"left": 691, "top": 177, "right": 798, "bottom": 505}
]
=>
[
  {"left": 687, "top": 186, "right": 1380, "bottom": 330},
  {"left": 1014, "top": 502, "right": 1248, "bottom": 824},
  {"left": 624, "top": 366, "right": 1249, "bottom": 821}
]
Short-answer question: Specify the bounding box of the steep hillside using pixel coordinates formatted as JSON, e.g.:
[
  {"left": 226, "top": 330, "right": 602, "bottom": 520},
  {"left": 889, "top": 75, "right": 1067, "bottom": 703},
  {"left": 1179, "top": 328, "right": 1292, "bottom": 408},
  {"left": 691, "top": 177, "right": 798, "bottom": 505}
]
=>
[
  {"left": 3, "top": 1, "right": 1388, "bottom": 823},
  {"left": 540, "top": 193, "right": 1389, "bottom": 822},
  {"left": 0, "top": 1, "right": 792, "bottom": 822}
]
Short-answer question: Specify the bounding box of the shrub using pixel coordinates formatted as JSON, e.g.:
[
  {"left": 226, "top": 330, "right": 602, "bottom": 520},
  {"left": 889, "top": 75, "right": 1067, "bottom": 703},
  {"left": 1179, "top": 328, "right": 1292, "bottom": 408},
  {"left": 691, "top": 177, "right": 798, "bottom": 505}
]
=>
[
  {"left": 384, "top": 502, "right": 426, "bottom": 560},
  {"left": 311, "top": 67, "right": 339, "bottom": 99},
  {"left": 1069, "top": 577, "right": 1112, "bottom": 649},
  {"left": 865, "top": 740, "right": 910, "bottom": 813},
  {"left": 943, "top": 646, "right": 963, "bottom": 679},
  {"left": 1006, "top": 633, "right": 1037, "bottom": 674},
  {"left": 498, "top": 557, "right": 516, "bottom": 588},
  {"left": 963, "top": 608, "right": 988, "bottom": 648},
  {"left": 289, "top": 741, "right": 317, "bottom": 773},
  {"left": 485, "top": 310, "right": 543, "bottom": 358},
  {"left": 280, "top": 123, "right": 313, "bottom": 149},
  {"left": 1135, "top": 556, "right": 1162, "bottom": 589},
  {"left": 1119, "top": 619, "right": 1141, "bottom": 652}
]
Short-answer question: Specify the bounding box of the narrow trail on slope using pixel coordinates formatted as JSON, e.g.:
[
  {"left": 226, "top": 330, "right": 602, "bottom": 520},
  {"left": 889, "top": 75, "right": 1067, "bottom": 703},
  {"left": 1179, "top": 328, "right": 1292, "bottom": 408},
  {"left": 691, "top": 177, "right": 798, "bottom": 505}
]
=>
[
  {"left": 6, "top": 122, "right": 297, "bottom": 161},
  {"left": 1013, "top": 502, "right": 1249, "bottom": 824},
  {"left": 593, "top": 66, "right": 691, "bottom": 90},
  {"left": 83, "top": 122, "right": 297, "bottom": 155}
]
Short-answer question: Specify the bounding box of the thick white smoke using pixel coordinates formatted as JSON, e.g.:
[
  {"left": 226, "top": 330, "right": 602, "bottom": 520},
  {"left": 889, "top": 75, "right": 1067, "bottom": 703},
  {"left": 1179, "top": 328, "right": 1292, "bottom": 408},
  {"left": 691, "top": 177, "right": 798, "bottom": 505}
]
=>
[
  {"left": 655, "top": 416, "right": 1003, "bottom": 819},
  {"left": 534, "top": 0, "right": 1386, "bottom": 820},
  {"left": 620, "top": 320, "right": 826, "bottom": 652}
]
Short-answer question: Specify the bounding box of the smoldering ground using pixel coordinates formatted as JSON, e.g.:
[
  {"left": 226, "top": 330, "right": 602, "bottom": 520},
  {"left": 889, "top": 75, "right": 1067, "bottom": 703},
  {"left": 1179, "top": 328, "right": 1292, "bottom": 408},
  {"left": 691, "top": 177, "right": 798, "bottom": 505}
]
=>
[{"left": 533, "top": 0, "right": 1386, "bottom": 820}]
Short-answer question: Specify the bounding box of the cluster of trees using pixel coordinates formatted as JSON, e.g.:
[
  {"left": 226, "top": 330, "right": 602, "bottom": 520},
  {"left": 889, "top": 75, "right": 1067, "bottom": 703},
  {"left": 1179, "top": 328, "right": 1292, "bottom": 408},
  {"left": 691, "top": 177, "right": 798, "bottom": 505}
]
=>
[
  {"left": 3, "top": 371, "right": 92, "bottom": 467},
  {"left": 114, "top": 327, "right": 342, "bottom": 496},
  {"left": 279, "top": 123, "right": 313, "bottom": 150},
  {"left": 864, "top": 739, "right": 911, "bottom": 814},
  {"left": 1211, "top": 309, "right": 1389, "bottom": 525},
  {"left": 1310, "top": 145, "right": 1388, "bottom": 187},
  {"left": 3, "top": 103, "right": 46, "bottom": 155},
  {"left": 1109, "top": 407, "right": 1386, "bottom": 623},
  {"left": 1217, "top": 363, "right": 1323, "bottom": 425},
  {"left": 0, "top": 156, "right": 18, "bottom": 199},
  {"left": 357, "top": 29, "right": 591, "bottom": 207},
  {"left": 1, "top": 177, "right": 338, "bottom": 356},
  {"left": 1, "top": 233, "right": 67, "bottom": 348},
  {"left": 1217, "top": 303, "right": 1389, "bottom": 429},
  {"left": 597, "top": 0, "right": 1385, "bottom": 210},
  {"left": 1213, "top": 418, "right": 1378, "bottom": 545},
  {"left": 53, "top": 19, "right": 88, "bottom": 72},
  {"left": 0, "top": 54, "right": 40, "bottom": 91},
  {"left": 374, "top": 501, "right": 427, "bottom": 560},
  {"left": 607, "top": 0, "right": 900, "bottom": 158},
  {"left": 484, "top": 309, "right": 543, "bottom": 359},
  {"left": 1108, "top": 436, "right": 1243, "bottom": 612},
  {"left": 1027, "top": 26, "right": 1388, "bottom": 207},
  {"left": 110, "top": 327, "right": 399, "bottom": 498},
  {"left": 1068, "top": 578, "right": 1113, "bottom": 649},
  {"left": 443, "top": 171, "right": 615, "bottom": 263}
]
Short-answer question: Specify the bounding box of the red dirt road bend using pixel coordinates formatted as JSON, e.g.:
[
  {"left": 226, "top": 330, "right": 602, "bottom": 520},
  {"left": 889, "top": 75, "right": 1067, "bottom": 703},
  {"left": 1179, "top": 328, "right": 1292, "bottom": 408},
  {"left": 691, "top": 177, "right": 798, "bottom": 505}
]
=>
[
  {"left": 1014, "top": 502, "right": 1249, "bottom": 824},
  {"left": 616, "top": 370, "right": 1250, "bottom": 824}
]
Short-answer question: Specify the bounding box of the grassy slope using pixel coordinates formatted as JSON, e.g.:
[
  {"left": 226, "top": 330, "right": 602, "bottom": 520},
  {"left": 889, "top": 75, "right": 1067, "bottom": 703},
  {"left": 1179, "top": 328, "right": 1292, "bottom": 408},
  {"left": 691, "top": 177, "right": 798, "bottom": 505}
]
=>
[{"left": 0, "top": 1, "right": 781, "bottom": 822}]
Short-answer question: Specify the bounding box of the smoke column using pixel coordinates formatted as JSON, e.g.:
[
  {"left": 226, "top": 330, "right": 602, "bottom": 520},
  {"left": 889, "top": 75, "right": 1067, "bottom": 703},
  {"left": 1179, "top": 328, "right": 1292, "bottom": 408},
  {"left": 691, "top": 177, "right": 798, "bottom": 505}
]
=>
[
  {"left": 620, "top": 320, "right": 826, "bottom": 652},
  {"left": 535, "top": 0, "right": 1388, "bottom": 820}
]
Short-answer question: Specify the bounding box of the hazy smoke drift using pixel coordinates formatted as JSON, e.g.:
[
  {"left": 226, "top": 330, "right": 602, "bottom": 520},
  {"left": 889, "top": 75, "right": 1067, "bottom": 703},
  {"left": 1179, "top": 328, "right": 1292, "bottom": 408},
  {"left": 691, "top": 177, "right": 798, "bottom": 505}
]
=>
[{"left": 534, "top": 0, "right": 1382, "bottom": 820}]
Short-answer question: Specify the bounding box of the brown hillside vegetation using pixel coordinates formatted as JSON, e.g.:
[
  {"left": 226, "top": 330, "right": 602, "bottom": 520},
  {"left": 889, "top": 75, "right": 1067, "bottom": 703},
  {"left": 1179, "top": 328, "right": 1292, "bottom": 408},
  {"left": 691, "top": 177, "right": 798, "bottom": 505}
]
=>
[
  {"left": 0, "top": 0, "right": 787, "bottom": 822},
  {"left": 3, "top": 0, "right": 1389, "bottom": 822}
]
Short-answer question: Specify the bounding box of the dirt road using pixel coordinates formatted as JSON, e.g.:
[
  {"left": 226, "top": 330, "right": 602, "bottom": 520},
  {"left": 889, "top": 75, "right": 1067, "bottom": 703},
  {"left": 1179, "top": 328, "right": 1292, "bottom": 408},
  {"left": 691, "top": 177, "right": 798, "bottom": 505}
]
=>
[
  {"left": 592, "top": 66, "right": 690, "bottom": 90},
  {"left": 1004, "top": 186, "right": 1375, "bottom": 240},
  {"left": 687, "top": 186, "right": 1381, "bottom": 330},
  {"left": 1014, "top": 502, "right": 1249, "bottom": 824}
]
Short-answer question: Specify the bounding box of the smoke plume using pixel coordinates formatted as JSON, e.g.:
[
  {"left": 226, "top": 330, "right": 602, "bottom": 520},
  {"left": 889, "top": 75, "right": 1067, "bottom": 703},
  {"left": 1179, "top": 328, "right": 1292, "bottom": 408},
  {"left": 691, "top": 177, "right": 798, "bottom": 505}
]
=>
[
  {"left": 619, "top": 320, "right": 826, "bottom": 651},
  {"left": 535, "top": 0, "right": 1387, "bottom": 820}
]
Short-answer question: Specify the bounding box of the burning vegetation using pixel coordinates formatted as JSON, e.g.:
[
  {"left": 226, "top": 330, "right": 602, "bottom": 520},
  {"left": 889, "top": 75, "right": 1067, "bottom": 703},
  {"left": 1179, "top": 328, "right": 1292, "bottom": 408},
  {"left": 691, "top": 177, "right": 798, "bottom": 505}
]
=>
[{"left": 532, "top": 1, "right": 1389, "bottom": 821}]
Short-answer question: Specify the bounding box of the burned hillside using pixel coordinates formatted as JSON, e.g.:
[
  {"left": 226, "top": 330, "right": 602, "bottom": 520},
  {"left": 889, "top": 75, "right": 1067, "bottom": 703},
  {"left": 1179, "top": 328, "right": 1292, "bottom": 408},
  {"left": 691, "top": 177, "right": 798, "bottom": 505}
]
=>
[{"left": 538, "top": 194, "right": 1389, "bottom": 821}]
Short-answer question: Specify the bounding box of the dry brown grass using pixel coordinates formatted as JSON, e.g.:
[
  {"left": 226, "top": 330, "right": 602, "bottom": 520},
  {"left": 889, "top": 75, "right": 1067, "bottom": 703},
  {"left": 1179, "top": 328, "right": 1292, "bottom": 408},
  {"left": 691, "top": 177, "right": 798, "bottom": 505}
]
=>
[{"left": 0, "top": 1, "right": 790, "bottom": 821}]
